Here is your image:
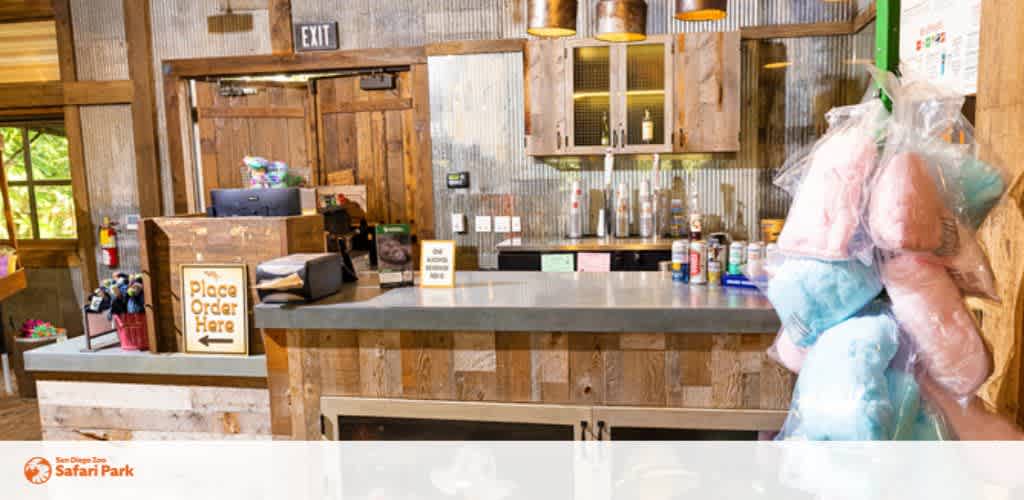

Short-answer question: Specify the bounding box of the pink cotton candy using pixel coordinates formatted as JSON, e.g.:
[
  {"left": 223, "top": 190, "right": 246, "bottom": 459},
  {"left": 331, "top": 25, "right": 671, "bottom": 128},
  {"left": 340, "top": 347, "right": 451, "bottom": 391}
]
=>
[
  {"left": 869, "top": 152, "right": 950, "bottom": 253},
  {"left": 882, "top": 254, "right": 991, "bottom": 397},
  {"left": 777, "top": 129, "right": 877, "bottom": 260},
  {"left": 769, "top": 329, "right": 807, "bottom": 374}
]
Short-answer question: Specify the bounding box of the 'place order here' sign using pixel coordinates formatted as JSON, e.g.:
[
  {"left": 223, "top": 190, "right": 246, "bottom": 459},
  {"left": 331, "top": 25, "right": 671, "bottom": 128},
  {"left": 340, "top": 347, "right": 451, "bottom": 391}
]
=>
[{"left": 181, "top": 264, "right": 249, "bottom": 355}]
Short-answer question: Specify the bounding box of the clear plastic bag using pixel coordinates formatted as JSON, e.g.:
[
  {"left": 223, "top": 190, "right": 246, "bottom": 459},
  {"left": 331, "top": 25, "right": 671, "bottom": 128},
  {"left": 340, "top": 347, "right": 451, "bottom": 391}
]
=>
[
  {"left": 775, "top": 100, "right": 888, "bottom": 263},
  {"left": 766, "top": 327, "right": 806, "bottom": 374},
  {"left": 745, "top": 251, "right": 883, "bottom": 348},
  {"left": 880, "top": 253, "right": 992, "bottom": 399}
]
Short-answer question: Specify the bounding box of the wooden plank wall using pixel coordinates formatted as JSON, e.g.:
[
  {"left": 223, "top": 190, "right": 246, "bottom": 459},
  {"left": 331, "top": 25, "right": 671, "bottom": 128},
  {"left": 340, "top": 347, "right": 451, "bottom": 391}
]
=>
[
  {"left": 265, "top": 329, "right": 794, "bottom": 438},
  {"left": 0, "top": 21, "right": 58, "bottom": 83},
  {"left": 975, "top": 0, "right": 1024, "bottom": 422},
  {"left": 37, "top": 380, "right": 271, "bottom": 440}
]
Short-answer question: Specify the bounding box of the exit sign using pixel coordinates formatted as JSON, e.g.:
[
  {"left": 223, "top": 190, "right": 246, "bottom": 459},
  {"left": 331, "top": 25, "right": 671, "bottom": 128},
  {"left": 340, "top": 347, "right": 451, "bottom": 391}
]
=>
[{"left": 294, "top": 22, "right": 339, "bottom": 51}]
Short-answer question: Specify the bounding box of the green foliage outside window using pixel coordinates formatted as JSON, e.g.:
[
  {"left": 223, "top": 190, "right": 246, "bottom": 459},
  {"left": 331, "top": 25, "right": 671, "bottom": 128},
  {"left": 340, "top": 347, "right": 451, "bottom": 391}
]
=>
[{"left": 0, "top": 124, "right": 76, "bottom": 240}]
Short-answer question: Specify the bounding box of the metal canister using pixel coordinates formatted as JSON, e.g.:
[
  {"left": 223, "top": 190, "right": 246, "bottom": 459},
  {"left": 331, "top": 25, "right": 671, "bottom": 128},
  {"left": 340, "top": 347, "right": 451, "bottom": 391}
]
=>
[
  {"left": 728, "top": 241, "right": 745, "bottom": 275},
  {"left": 689, "top": 240, "right": 707, "bottom": 285},
  {"left": 671, "top": 239, "right": 689, "bottom": 283},
  {"left": 746, "top": 241, "right": 764, "bottom": 277}
]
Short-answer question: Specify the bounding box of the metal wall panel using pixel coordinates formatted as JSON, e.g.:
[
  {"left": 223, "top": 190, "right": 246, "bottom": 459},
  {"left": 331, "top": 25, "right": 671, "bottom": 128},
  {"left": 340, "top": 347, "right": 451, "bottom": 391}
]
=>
[
  {"left": 150, "top": 0, "right": 273, "bottom": 215},
  {"left": 71, "top": 0, "right": 129, "bottom": 80},
  {"left": 80, "top": 105, "right": 140, "bottom": 275}
]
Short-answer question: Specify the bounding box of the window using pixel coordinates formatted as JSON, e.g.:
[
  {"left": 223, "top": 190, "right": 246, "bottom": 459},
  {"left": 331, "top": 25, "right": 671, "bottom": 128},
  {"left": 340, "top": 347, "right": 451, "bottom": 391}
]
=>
[{"left": 0, "top": 123, "right": 76, "bottom": 240}]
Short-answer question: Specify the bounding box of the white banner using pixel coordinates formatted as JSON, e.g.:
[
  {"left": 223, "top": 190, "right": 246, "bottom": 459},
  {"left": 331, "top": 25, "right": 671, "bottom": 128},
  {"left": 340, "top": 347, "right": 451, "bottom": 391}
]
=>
[{"left": 2, "top": 442, "right": 1024, "bottom": 499}]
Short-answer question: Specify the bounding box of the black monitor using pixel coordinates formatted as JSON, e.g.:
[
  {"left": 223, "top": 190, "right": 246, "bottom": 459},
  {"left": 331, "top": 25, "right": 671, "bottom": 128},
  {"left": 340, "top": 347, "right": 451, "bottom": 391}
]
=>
[{"left": 209, "top": 188, "right": 302, "bottom": 217}]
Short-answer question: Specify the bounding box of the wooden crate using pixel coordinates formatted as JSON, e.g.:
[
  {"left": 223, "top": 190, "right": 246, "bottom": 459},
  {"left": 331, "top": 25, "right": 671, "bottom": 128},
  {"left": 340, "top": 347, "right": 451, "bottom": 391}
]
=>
[{"left": 140, "top": 216, "right": 325, "bottom": 354}]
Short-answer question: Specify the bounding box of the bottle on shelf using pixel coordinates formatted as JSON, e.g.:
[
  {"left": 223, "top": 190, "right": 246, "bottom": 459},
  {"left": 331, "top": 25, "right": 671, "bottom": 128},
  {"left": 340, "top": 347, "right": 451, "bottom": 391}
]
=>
[
  {"left": 615, "top": 182, "right": 630, "bottom": 238},
  {"left": 639, "top": 180, "right": 653, "bottom": 238},
  {"left": 642, "top": 109, "right": 654, "bottom": 144},
  {"left": 688, "top": 178, "right": 703, "bottom": 241},
  {"left": 601, "top": 112, "right": 611, "bottom": 147}
]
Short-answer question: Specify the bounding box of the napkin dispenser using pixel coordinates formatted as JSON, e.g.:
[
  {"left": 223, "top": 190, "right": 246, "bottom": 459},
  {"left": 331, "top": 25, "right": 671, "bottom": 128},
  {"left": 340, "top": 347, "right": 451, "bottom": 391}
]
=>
[{"left": 256, "top": 253, "right": 342, "bottom": 303}]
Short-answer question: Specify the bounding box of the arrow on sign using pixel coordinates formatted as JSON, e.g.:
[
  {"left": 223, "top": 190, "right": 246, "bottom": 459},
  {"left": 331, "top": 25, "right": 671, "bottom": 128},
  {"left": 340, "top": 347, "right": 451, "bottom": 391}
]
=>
[{"left": 199, "top": 335, "right": 234, "bottom": 347}]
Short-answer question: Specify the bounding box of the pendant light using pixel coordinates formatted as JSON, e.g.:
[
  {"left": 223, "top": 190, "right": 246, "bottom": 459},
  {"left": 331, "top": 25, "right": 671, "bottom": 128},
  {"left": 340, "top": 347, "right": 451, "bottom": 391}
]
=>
[
  {"left": 596, "top": 0, "right": 647, "bottom": 42},
  {"left": 675, "top": 0, "right": 727, "bottom": 21},
  {"left": 527, "top": 0, "right": 578, "bottom": 37}
]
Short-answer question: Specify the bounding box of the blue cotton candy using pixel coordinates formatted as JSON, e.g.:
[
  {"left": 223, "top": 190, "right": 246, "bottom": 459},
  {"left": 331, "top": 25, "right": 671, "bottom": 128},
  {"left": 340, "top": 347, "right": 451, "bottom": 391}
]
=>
[
  {"left": 780, "top": 303, "right": 900, "bottom": 441},
  {"left": 956, "top": 157, "right": 1005, "bottom": 229},
  {"left": 765, "top": 257, "right": 883, "bottom": 347}
]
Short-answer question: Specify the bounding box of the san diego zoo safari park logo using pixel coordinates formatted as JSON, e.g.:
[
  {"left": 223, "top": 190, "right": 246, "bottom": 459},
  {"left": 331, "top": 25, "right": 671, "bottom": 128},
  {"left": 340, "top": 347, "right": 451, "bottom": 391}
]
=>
[
  {"left": 24, "top": 455, "right": 135, "bottom": 484},
  {"left": 24, "top": 457, "right": 52, "bottom": 484}
]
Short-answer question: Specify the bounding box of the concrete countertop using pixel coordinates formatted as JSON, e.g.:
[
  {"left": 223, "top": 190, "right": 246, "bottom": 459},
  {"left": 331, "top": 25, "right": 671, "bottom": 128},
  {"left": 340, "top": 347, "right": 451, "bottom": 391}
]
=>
[
  {"left": 255, "top": 271, "right": 779, "bottom": 333},
  {"left": 496, "top": 237, "right": 674, "bottom": 252},
  {"left": 23, "top": 332, "right": 267, "bottom": 378}
]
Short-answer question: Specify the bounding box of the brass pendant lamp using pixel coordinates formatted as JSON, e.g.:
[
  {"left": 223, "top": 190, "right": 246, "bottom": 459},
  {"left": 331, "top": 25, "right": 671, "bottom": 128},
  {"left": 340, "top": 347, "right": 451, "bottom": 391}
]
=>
[
  {"left": 675, "top": 0, "right": 727, "bottom": 21},
  {"left": 595, "top": 0, "right": 648, "bottom": 42},
  {"left": 527, "top": 0, "right": 578, "bottom": 37}
]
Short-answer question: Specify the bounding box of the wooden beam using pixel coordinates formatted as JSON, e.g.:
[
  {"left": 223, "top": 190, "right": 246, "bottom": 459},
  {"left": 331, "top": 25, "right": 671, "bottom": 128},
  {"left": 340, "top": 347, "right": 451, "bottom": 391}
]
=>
[
  {"left": 740, "top": 21, "right": 855, "bottom": 40},
  {"left": 196, "top": 106, "right": 307, "bottom": 119},
  {"left": 163, "top": 74, "right": 192, "bottom": 214},
  {"left": 319, "top": 98, "right": 412, "bottom": 115},
  {"left": 853, "top": 1, "right": 877, "bottom": 34},
  {"left": 0, "top": 0, "right": 52, "bottom": 23},
  {"left": 162, "top": 47, "right": 426, "bottom": 78},
  {"left": 269, "top": 0, "right": 293, "bottom": 55},
  {"left": 123, "top": 0, "right": 163, "bottom": 218},
  {"left": 0, "top": 80, "right": 133, "bottom": 108},
  {"left": 52, "top": 0, "right": 97, "bottom": 294},
  {"left": 425, "top": 39, "right": 527, "bottom": 57}
]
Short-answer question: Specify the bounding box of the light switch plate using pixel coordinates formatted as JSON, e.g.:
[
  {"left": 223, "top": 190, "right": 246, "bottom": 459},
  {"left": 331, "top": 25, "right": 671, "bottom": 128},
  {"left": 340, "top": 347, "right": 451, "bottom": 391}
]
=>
[
  {"left": 475, "top": 216, "right": 491, "bottom": 233},
  {"left": 511, "top": 216, "right": 522, "bottom": 233},
  {"left": 493, "top": 216, "right": 511, "bottom": 233},
  {"left": 451, "top": 213, "right": 466, "bottom": 233},
  {"left": 124, "top": 214, "right": 140, "bottom": 231}
]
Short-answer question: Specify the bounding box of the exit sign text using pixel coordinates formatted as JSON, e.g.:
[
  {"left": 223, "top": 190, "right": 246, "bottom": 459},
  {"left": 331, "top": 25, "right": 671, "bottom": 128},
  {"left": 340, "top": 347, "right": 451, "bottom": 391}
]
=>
[{"left": 294, "top": 22, "right": 339, "bottom": 51}]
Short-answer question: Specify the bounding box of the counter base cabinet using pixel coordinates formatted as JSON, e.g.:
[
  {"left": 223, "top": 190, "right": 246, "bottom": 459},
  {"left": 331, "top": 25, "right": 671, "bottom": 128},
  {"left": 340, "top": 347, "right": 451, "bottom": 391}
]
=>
[
  {"left": 35, "top": 380, "right": 272, "bottom": 441},
  {"left": 264, "top": 329, "right": 793, "bottom": 440}
]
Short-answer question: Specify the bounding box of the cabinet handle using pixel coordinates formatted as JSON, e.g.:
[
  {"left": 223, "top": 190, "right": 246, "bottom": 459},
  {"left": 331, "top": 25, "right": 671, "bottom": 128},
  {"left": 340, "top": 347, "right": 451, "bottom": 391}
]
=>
[
  {"left": 556, "top": 131, "right": 562, "bottom": 150},
  {"left": 678, "top": 128, "right": 685, "bottom": 149},
  {"left": 565, "top": 134, "right": 569, "bottom": 148}
]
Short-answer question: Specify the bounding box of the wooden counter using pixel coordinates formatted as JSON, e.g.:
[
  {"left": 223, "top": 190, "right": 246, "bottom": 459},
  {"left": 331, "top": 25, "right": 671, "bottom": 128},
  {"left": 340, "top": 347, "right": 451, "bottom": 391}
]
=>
[{"left": 257, "top": 272, "right": 794, "bottom": 440}]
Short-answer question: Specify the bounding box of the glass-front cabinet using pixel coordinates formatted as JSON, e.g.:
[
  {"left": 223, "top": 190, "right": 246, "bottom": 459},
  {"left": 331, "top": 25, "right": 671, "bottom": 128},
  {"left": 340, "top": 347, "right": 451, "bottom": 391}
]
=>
[
  {"left": 565, "top": 35, "right": 674, "bottom": 154},
  {"left": 525, "top": 32, "right": 739, "bottom": 157}
]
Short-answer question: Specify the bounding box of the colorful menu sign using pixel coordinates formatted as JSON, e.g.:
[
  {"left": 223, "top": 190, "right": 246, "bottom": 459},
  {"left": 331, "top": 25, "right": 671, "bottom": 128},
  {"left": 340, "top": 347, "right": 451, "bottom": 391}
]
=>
[
  {"left": 541, "top": 253, "right": 575, "bottom": 272},
  {"left": 900, "top": 0, "right": 980, "bottom": 94},
  {"left": 181, "top": 264, "right": 249, "bottom": 355}
]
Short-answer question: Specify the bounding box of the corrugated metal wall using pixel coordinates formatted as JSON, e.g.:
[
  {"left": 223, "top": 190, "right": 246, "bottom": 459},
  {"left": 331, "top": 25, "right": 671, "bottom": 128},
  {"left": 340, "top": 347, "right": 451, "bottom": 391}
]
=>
[
  {"left": 71, "top": 0, "right": 139, "bottom": 277},
  {"left": 422, "top": 1, "right": 877, "bottom": 268},
  {"left": 150, "top": 0, "right": 273, "bottom": 215}
]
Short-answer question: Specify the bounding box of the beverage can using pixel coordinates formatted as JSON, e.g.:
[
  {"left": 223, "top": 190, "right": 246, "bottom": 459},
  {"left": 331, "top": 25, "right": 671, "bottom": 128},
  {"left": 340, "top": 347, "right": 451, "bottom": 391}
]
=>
[
  {"left": 746, "top": 241, "right": 764, "bottom": 277},
  {"left": 689, "top": 240, "right": 707, "bottom": 285},
  {"left": 671, "top": 239, "right": 689, "bottom": 283},
  {"left": 708, "top": 259, "right": 722, "bottom": 287},
  {"left": 765, "top": 242, "right": 780, "bottom": 261},
  {"left": 728, "top": 241, "right": 745, "bottom": 275}
]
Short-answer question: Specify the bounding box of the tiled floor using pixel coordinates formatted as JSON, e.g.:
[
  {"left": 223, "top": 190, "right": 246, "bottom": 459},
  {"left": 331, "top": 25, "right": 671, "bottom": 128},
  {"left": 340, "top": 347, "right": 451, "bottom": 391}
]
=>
[{"left": 0, "top": 397, "right": 41, "bottom": 441}]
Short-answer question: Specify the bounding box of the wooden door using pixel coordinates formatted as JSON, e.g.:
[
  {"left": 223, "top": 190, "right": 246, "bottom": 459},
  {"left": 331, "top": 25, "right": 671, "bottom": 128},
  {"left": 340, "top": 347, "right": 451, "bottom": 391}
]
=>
[
  {"left": 525, "top": 38, "right": 567, "bottom": 156},
  {"left": 564, "top": 38, "right": 616, "bottom": 156},
  {"left": 673, "top": 32, "right": 741, "bottom": 153},
  {"left": 193, "top": 81, "right": 316, "bottom": 207},
  {"left": 315, "top": 72, "right": 419, "bottom": 229}
]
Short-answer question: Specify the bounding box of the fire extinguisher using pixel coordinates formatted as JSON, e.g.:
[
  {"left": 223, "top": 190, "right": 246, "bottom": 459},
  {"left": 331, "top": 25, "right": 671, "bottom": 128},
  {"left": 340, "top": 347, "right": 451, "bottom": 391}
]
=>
[{"left": 99, "top": 216, "right": 119, "bottom": 268}]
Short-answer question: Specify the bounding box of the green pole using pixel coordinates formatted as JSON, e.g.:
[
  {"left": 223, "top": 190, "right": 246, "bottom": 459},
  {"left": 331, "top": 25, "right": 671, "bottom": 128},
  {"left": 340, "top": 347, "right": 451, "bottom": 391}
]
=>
[{"left": 875, "top": 0, "right": 900, "bottom": 109}]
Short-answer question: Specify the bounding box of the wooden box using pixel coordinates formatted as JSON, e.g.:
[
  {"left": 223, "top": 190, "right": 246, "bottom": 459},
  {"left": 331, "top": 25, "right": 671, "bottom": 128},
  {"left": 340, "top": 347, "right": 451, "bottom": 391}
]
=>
[{"left": 140, "top": 215, "right": 325, "bottom": 354}]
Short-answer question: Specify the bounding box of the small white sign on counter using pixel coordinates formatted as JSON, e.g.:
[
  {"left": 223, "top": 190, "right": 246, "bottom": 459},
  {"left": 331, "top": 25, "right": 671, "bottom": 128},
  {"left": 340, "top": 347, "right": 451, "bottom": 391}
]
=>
[
  {"left": 493, "top": 216, "right": 511, "bottom": 233},
  {"left": 420, "top": 240, "right": 456, "bottom": 288},
  {"left": 181, "top": 264, "right": 249, "bottom": 355},
  {"left": 475, "top": 216, "right": 492, "bottom": 233}
]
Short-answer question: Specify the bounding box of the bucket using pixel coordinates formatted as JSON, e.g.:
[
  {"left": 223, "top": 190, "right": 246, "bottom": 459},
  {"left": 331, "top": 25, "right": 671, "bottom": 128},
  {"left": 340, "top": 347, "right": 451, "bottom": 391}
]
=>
[{"left": 114, "top": 313, "right": 149, "bottom": 351}]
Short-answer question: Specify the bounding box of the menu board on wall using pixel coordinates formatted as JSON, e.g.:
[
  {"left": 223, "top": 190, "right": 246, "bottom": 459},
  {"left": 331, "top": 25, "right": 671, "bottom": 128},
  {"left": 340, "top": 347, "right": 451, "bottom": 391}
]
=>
[
  {"left": 181, "top": 264, "right": 249, "bottom": 355},
  {"left": 899, "top": 0, "right": 981, "bottom": 95}
]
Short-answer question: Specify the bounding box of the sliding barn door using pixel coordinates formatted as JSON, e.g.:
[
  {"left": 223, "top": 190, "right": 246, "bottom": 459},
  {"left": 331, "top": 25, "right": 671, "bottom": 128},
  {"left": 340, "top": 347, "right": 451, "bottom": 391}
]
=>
[
  {"left": 193, "top": 81, "right": 317, "bottom": 207},
  {"left": 315, "top": 72, "right": 419, "bottom": 229}
]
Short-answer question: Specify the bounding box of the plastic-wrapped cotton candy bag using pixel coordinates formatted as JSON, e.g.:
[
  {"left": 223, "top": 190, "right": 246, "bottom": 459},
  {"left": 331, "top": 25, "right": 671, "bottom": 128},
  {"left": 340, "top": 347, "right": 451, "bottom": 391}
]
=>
[
  {"left": 746, "top": 251, "right": 883, "bottom": 348},
  {"left": 881, "top": 253, "right": 991, "bottom": 398},
  {"left": 775, "top": 100, "right": 888, "bottom": 263}
]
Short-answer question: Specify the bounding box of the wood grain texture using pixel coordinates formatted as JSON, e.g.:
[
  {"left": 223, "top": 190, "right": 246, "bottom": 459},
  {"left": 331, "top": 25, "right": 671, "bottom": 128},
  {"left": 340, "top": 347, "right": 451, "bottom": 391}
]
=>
[
  {"left": 740, "top": 21, "right": 855, "bottom": 40},
  {"left": 0, "top": 0, "right": 52, "bottom": 22},
  {"left": 123, "top": 0, "right": 162, "bottom": 218},
  {"left": 524, "top": 38, "right": 566, "bottom": 156},
  {"left": 140, "top": 216, "right": 325, "bottom": 353},
  {"left": 0, "top": 20, "right": 58, "bottom": 83},
  {"left": 163, "top": 47, "right": 426, "bottom": 78},
  {"left": 675, "top": 32, "right": 740, "bottom": 153},
  {"left": 269, "top": 0, "right": 293, "bottom": 54},
  {"left": 0, "top": 398, "right": 41, "bottom": 441},
  {"left": 425, "top": 39, "right": 526, "bottom": 57},
  {"left": 853, "top": 2, "right": 876, "bottom": 34},
  {"left": 975, "top": 0, "right": 1024, "bottom": 423},
  {"left": 36, "top": 381, "right": 270, "bottom": 440}
]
